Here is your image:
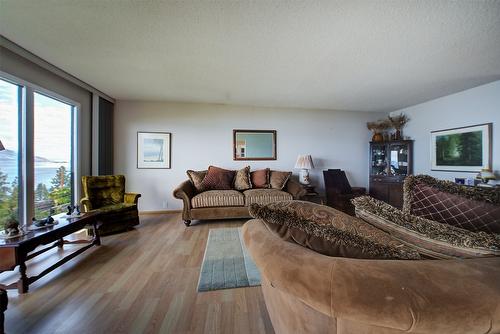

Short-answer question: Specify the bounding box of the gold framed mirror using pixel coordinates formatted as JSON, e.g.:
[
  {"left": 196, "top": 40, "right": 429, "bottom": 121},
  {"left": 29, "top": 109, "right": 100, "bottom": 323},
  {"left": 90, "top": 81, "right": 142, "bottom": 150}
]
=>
[{"left": 233, "top": 129, "right": 277, "bottom": 161}]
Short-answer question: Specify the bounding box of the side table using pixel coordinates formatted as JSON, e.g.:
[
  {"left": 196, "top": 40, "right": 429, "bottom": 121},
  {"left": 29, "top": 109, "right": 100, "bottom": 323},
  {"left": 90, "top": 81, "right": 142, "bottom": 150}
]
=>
[{"left": 301, "top": 185, "right": 326, "bottom": 205}]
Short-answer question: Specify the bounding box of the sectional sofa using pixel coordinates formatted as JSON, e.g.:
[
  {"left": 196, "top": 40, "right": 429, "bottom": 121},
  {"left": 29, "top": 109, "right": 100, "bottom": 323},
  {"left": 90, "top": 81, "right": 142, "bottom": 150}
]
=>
[{"left": 243, "top": 175, "right": 500, "bottom": 333}]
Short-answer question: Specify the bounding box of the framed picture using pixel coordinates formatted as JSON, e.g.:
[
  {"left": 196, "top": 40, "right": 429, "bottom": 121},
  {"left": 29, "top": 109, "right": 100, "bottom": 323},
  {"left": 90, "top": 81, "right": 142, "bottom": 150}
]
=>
[
  {"left": 431, "top": 123, "right": 492, "bottom": 172},
  {"left": 137, "top": 132, "right": 171, "bottom": 169},
  {"left": 233, "top": 129, "right": 277, "bottom": 160}
]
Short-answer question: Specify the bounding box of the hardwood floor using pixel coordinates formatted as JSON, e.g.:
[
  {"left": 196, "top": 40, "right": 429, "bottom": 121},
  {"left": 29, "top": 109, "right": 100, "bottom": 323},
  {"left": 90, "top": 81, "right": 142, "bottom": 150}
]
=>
[{"left": 1, "top": 214, "right": 274, "bottom": 334}]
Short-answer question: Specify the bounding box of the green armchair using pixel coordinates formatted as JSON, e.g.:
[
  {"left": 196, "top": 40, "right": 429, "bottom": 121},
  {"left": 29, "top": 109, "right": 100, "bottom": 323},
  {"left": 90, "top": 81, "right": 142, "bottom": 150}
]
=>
[{"left": 81, "top": 175, "right": 141, "bottom": 235}]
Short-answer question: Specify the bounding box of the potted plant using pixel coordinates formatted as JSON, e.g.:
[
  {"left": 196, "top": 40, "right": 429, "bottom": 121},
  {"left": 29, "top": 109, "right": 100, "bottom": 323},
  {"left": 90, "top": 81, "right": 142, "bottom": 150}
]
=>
[{"left": 4, "top": 215, "right": 20, "bottom": 237}]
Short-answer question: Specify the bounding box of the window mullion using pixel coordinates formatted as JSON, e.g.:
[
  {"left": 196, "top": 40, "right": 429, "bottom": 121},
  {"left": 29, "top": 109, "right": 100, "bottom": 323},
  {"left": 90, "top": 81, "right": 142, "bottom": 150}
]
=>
[{"left": 22, "top": 86, "right": 35, "bottom": 225}]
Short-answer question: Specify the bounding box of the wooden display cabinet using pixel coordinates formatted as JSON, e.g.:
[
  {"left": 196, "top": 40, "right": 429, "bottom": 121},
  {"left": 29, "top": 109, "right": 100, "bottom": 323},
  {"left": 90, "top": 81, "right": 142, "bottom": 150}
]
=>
[{"left": 369, "top": 140, "right": 413, "bottom": 208}]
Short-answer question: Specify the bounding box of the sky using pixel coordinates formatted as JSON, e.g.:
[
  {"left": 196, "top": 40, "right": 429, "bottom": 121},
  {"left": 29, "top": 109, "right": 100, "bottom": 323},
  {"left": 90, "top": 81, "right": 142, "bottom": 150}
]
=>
[
  {"left": 0, "top": 78, "right": 73, "bottom": 162},
  {"left": 0, "top": 79, "right": 18, "bottom": 154}
]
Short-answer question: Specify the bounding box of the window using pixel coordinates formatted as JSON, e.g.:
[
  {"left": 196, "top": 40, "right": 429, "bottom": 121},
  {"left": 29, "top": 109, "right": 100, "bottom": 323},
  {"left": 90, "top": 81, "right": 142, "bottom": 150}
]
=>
[
  {"left": 0, "top": 78, "right": 21, "bottom": 226},
  {"left": 34, "top": 93, "right": 75, "bottom": 217},
  {"left": 0, "top": 73, "right": 79, "bottom": 228}
]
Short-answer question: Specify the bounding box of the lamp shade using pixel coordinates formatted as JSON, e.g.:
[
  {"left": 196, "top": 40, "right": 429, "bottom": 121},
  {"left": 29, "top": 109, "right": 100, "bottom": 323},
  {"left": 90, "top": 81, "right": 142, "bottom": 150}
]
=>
[
  {"left": 295, "top": 155, "right": 314, "bottom": 169},
  {"left": 0, "top": 140, "right": 4, "bottom": 151}
]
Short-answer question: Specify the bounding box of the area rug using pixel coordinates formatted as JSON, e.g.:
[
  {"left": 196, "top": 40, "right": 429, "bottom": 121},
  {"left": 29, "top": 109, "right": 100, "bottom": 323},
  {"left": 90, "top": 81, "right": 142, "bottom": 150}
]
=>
[{"left": 197, "top": 227, "right": 261, "bottom": 292}]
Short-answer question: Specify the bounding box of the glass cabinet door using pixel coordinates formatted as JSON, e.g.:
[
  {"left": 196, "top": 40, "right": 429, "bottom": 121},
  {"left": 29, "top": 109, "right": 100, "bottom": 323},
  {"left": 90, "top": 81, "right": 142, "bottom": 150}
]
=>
[
  {"left": 370, "top": 144, "right": 387, "bottom": 175},
  {"left": 388, "top": 143, "right": 409, "bottom": 176}
]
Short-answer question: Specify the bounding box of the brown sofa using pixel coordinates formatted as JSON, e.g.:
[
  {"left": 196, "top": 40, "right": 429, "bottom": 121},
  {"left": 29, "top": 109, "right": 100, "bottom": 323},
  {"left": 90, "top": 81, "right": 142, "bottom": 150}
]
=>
[
  {"left": 243, "top": 218, "right": 500, "bottom": 334},
  {"left": 242, "top": 176, "right": 500, "bottom": 333},
  {"left": 173, "top": 177, "right": 306, "bottom": 226}
]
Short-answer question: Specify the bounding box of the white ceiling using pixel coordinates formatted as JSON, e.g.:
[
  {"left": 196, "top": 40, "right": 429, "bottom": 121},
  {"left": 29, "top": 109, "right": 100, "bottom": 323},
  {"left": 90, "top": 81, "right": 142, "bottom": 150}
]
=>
[{"left": 1, "top": 1, "right": 499, "bottom": 112}]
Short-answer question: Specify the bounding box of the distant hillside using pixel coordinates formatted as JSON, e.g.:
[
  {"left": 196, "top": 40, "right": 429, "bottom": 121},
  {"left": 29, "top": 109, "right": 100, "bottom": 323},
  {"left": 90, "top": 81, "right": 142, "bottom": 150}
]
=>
[{"left": 0, "top": 149, "right": 54, "bottom": 163}]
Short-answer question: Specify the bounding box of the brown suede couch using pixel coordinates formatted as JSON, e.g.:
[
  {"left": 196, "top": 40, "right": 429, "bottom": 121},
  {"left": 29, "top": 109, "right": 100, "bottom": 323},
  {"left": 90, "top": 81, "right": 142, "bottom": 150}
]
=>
[
  {"left": 243, "top": 218, "right": 500, "bottom": 334},
  {"left": 173, "top": 177, "right": 306, "bottom": 226},
  {"left": 242, "top": 175, "right": 500, "bottom": 333}
]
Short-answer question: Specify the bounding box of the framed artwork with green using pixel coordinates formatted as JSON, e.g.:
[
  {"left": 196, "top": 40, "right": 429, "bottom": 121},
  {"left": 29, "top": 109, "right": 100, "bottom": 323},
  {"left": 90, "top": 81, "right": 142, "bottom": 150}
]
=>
[{"left": 431, "top": 123, "right": 492, "bottom": 172}]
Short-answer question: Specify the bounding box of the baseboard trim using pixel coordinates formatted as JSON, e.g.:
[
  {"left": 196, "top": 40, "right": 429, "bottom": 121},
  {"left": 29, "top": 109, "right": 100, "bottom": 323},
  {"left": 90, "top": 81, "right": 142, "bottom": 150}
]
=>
[{"left": 139, "top": 210, "right": 181, "bottom": 215}]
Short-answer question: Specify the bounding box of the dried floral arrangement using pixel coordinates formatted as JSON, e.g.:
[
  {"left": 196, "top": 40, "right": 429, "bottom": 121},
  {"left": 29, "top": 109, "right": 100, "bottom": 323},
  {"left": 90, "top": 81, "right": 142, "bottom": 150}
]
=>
[
  {"left": 388, "top": 113, "right": 409, "bottom": 130},
  {"left": 366, "top": 119, "right": 392, "bottom": 132}
]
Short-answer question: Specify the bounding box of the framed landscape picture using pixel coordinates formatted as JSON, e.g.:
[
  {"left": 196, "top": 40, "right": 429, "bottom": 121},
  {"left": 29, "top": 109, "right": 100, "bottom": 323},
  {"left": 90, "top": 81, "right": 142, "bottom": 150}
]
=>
[
  {"left": 137, "top": 132, "right": 171, "bottom": 169},
  {"left": 431, "top": 123, "right": 492, "bottom": 172}
]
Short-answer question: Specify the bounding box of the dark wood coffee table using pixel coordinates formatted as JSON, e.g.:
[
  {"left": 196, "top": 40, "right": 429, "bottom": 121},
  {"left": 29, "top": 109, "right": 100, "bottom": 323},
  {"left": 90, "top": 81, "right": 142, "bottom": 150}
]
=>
[{"left": 0, "top": 212, "right": 101, "bottom": 293}]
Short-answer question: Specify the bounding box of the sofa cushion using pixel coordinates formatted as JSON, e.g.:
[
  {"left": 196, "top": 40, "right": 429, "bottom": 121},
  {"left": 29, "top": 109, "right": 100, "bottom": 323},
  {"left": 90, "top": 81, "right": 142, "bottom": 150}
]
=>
[
  {"left": 244, "top": 189, "right": 293, "bottom": 206},
  {"left": 250, "top": 169, "right": 270, "bottom": 188},
  {"left": 403, "top": 176, "right": 500, "bottom": 234},
  {"left": 269, "top": 170, "right": 292, "bottom": 190},
  {"left": 199, "top": 166, "right": 236, "bottom": 191},
  {"left": 353, "top": 196, "right": 500, "bottom": 259},
  {"left": 187, "top": 170, "right": 207, "bottom": 192},
  {"left": 249, "top": 200, "right": 421, "bottom": 260},
  {"left": 234, "top": 166, "right": 252, "bottom": 191},
  {"left": 192, "top": 190, "right": 245, "bottom": 208}
]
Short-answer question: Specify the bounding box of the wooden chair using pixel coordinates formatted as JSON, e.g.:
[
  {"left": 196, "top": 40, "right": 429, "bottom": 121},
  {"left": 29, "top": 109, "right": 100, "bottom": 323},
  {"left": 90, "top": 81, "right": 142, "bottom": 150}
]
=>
[{"left": 323, "top": 169, "right": 366, "bottom": 215}]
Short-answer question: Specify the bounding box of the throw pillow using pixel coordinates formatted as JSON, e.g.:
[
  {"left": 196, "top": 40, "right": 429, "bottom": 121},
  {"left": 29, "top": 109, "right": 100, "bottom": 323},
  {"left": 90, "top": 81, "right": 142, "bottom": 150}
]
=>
[
  {"left": 251, "top": 169, "right": 270, "bottom": 189},
  {"left": 353, "top": 196, "right": 500, "bottom": 259},
  {"left": 249, "top": 200, "right": 421, "bottom": 260},
  {"left": 403, "top": 175, "right": 500, "bottom": 234},
  {"left": 269, "top": 170, "right": 292, "bottom": 190},
  {"left": 199, "top": 166, "right": 236, "bottom": 191},
  {"left": 187, "top": 170, "right": 207, "bottom": 192},
  {"left": 234, "top": 166, "right": 252, "bottom": 191}
]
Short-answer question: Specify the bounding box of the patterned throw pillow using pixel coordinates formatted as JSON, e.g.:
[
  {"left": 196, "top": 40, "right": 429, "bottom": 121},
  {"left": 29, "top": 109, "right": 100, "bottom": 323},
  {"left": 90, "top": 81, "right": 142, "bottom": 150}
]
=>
[
  {"left": 352, "top": 196, "right": 500, "bottom": 259},
  {"left": 353, "top": 196, "right": 500, "bottom": 259},
  {"left": 249, "top": 200, "right": 421, "bottom": 260},
  {"left": 234, "top": 166, "right": 252, "bottom": 191},
  {"left": 403, "top": 175, "right": 500, "bottom": 234},
  {"left": 269, "top": 170, "right": 292, "bottom": 189},
  {"left": 199, "top": 166, "right": 236, "bottom": 191},
  {"left": 250, "top": 169, "right": 269, "bottom": 189},
  {"left": 187, "top": 170, "right": 207, "bottom": 192}
]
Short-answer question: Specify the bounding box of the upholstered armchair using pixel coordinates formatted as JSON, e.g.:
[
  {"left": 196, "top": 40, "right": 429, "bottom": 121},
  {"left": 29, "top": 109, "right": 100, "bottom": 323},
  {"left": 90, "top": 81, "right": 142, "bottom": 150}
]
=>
[{"left": 81, "top": 175, "right": 141, "bottom": 235}]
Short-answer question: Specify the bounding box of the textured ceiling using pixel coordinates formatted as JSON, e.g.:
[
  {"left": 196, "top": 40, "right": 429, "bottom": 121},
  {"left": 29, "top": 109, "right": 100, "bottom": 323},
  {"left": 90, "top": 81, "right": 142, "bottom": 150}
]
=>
[{"left": 1, "top": 1, "right": 499, "bottom": 112}]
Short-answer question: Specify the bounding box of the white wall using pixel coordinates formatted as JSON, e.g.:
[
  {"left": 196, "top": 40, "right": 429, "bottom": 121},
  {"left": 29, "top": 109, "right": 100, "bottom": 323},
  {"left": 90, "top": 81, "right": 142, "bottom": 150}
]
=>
[
  {"left": 114, "top": 101, "right": 384, "bottom": 211},
  {"left": 390, "top": 80, "right": 500, "bottom": 181}
]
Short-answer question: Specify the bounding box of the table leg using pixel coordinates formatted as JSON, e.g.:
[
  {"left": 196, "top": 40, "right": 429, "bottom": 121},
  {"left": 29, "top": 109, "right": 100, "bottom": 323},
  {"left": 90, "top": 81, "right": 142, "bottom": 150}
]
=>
[
  {"left": 0, "top": 288, "right": 7, "bottom": 334},
  {"left": 93, "top": 222, "right": 101, "bottom": 246},
  {"left": 17, "top": 262, "right": 28, "bottom": 294}
]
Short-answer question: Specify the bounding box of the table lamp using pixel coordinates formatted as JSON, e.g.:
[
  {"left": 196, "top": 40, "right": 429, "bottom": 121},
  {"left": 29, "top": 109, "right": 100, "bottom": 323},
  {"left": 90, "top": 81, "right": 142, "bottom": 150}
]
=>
[{"left": 295, "top": 155, "right": 314, "bottom": 185}]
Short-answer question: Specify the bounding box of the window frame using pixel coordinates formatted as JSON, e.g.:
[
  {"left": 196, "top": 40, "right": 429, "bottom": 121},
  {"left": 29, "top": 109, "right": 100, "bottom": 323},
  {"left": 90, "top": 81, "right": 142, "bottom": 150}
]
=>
[{"left": 0, "top": 70, "right": 81, "bottom": 225}]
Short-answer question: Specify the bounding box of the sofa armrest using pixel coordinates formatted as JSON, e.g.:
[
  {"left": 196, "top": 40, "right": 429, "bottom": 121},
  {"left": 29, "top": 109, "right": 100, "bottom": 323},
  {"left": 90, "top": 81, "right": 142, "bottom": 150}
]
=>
[
  {"left": 173, "top": 180, "right": 196, "bottom": 220},
  {"left": 124, "top": 192, "right": 141, "bottom": 204},
  {"left": 285, "top": 178, "right": 307, "bottom": 199},
  {"left": 80, "top": 197, "right": 93, "bottom": 212},
  {"left": 242, "top": 219, "right": 500, "bottom": 334}
]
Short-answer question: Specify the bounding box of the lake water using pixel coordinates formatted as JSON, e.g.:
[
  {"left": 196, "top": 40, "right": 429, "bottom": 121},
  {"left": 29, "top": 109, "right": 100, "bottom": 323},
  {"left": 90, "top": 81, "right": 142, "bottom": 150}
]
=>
[{"left": 0, "top": 160, "right": 69, "bottom": 188}]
